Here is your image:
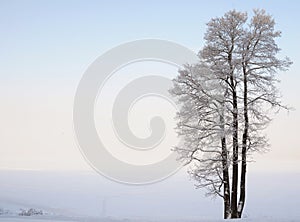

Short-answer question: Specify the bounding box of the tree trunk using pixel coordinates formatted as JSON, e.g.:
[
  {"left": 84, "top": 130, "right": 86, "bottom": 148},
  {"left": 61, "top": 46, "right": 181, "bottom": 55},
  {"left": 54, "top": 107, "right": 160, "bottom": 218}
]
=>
[
  {"left": 222, "top": 137, "right": 231, "bottom": 219},
  {"left": 220, "top": 111, "right": 231, "bottom": 219},
  {"left": 230, "top": 76, "right": 239, "bottom": 219},
  {"left": 238, "top": 65, "right": 248, "bottom": 218}
]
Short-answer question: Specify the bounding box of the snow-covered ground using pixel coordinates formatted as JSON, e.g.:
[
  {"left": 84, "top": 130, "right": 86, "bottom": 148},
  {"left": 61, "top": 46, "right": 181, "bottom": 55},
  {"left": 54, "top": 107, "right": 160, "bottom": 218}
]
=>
[
  {"left": 0, "top": 170, "right": 299, "bottom": 221},
  {"left": 0, "top": 216, "right": 299, "bottom": 222}
]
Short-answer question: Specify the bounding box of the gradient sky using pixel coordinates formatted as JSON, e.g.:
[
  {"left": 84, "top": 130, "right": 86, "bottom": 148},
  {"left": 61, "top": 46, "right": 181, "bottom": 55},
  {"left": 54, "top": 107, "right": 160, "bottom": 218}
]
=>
[{"left": 0, "top": 0, "right": 299, "bottom": 173}]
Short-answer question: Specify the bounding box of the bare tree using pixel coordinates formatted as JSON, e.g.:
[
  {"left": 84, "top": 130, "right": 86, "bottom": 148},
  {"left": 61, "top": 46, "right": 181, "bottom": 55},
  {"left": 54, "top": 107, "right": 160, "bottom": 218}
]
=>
[{"left": 170, "top": 9, "right": 291, "bottom": 219}]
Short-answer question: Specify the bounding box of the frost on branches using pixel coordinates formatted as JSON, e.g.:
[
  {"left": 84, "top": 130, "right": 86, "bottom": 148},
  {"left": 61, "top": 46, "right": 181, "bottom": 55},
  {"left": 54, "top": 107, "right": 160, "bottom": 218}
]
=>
[{"left": 170, "top": 9, "right": 292, "bottom": 219}]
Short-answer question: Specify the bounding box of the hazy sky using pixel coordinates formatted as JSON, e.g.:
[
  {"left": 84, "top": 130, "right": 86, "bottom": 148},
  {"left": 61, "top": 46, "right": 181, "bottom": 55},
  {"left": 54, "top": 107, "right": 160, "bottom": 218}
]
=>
[{"left": 0, "top": 0, "right": 299, "bottom": 173}]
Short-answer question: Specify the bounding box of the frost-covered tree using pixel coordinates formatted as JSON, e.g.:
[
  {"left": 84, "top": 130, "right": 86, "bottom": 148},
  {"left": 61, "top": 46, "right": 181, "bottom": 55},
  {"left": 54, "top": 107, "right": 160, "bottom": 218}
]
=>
[
  {"left": 170, "top": 9, "right": 291, "bottom": 219},
  {"left": 171, "top": 63, "right": 233, "bottom": 218}
]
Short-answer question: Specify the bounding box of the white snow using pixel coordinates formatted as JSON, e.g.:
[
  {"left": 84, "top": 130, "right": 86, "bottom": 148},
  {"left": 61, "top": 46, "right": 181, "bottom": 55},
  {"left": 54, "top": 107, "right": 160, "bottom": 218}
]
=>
[{"left": 0, "top": 170, "right": 299, "bottom": 222}]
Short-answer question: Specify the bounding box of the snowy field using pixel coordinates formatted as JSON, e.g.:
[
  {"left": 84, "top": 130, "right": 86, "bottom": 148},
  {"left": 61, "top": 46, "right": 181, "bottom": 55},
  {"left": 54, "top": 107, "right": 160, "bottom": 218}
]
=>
[
  {"left": 0, "top": 170, "right": 299, "bottom": 222},
  {"left": 0, "top": 216, "right": 299, "bottom": 222}
]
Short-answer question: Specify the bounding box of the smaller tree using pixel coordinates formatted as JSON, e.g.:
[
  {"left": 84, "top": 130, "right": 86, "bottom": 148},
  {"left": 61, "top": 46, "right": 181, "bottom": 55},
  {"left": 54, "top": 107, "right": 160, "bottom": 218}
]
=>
[{"left": 171, "top": 63, "right": 233, "bottom": 218}]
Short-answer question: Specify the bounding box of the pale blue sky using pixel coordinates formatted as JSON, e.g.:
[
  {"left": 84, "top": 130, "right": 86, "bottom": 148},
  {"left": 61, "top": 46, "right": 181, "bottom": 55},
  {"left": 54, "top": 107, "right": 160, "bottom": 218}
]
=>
[
  {"left": 1, "top": 0, "right": 299, "bottom": 82},
  {"left": 0, "top": 0, "right": 299, "bottom": 171},
  {"left": 1, "top": 0, "right": 300, "bottom": 67}
]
